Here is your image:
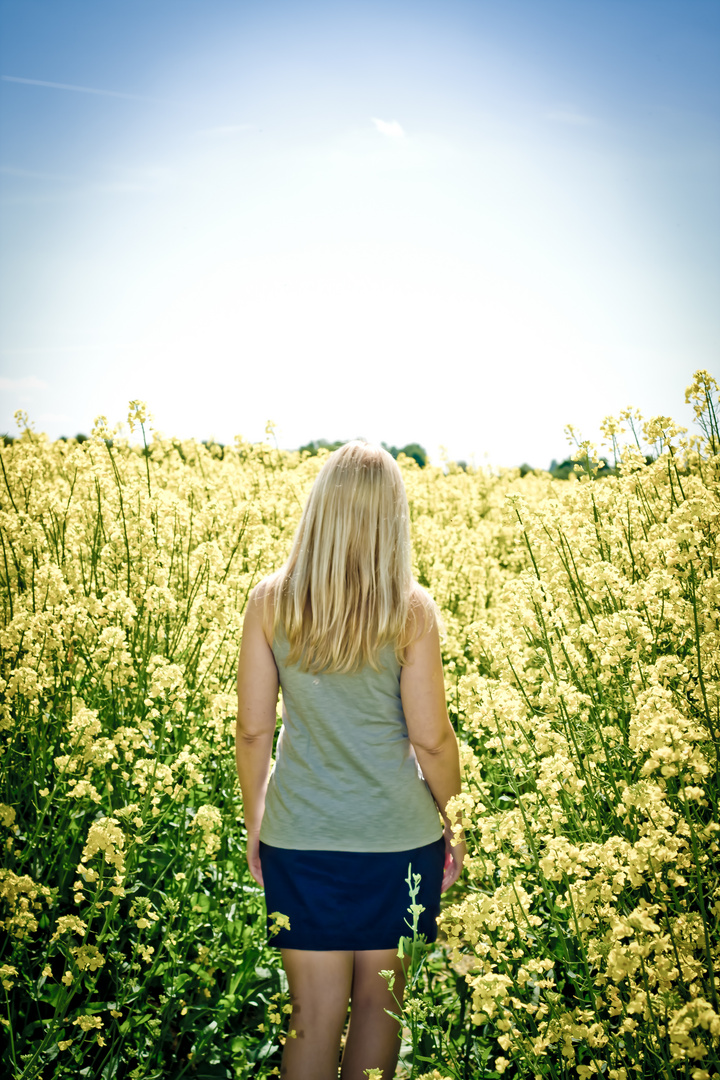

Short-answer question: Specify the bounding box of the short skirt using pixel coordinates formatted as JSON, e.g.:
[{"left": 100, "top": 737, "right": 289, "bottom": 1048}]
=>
[{"left": 259, "top": 836, "right": 446, "bottom": 951}]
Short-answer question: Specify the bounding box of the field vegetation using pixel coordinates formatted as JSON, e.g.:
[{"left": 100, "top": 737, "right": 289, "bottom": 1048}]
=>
[{"left": 1, "top": 372, "right": 718, "bottom": 1079}]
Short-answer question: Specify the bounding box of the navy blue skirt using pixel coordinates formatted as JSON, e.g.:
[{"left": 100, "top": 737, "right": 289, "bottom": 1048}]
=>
[{"left": 259, "top": 836, "right": 446, "bottom": 951}]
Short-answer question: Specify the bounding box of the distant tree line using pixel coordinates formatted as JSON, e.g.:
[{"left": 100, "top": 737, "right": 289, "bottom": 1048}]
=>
[
  {"left": 299, "top": 439, "right": 429, "bottom": 468},
  {"left": 297, "top": 438, "right": 347, "bottom": 456},
  {"left": 381, "top": 442, "right": 428, "bottom": 468},
  {"left": 1, "top": 432, "right": 652, "bottom": 480},
  {"left": 546, "top": 457, "right": 613, "bottom": 479}
]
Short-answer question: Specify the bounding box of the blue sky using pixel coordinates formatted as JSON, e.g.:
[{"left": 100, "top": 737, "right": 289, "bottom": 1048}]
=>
[{"left": 1, "top": 0, "right": 718, "bottom": 466}]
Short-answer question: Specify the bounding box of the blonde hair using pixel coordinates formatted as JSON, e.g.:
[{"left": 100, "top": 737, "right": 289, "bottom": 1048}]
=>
[{"left": 262, "top": 441, "right": 435, "bottom": 673}]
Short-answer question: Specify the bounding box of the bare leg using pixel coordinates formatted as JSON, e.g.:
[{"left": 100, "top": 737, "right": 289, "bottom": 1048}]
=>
[
  {"left": 280, "top": 949, "right": 354, "bottom": 1080},
  {"left": 340, "top": 948, "right": 406, "bottom": 1080}
]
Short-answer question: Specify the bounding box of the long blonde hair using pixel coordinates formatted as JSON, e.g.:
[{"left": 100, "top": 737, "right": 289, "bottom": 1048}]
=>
[{"left": 263, "top": 441, "right": 434, "bottom": 672}]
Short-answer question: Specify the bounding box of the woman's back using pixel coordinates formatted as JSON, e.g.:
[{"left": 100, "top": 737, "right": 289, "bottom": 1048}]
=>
[{"left": 259, "top": 629, "right": 443, "bottom": 851}]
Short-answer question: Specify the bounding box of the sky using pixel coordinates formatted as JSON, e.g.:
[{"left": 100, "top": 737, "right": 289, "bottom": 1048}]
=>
[{"left": 0, "top": 0, "right": 718, "bottom": 468}]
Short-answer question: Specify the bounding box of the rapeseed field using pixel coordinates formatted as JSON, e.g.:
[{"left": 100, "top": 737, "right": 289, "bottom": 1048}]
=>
[{"left": 1, "top": 374, "right": 718, "bottom": 1079}]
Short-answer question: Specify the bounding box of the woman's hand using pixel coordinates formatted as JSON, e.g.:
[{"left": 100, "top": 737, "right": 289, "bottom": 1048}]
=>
[
  {"left": 246, "top": 827, "right": 264, "bottom": 887},
  {"left": 441, "top": 824, "right": 466, "bottom": 893}
]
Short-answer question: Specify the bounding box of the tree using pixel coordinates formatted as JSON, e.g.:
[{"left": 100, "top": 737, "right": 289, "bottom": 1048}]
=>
[
  {"left": 381, "top": 442, "right": 428, "bottom": 468},
  {"left": 298, "top": 438, "right": 347, "bottom": 456}
]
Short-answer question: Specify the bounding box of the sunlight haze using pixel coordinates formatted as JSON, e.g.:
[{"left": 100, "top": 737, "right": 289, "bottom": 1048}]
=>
[{"left": 1, "top": 0, "right": 718, "bottom": 466}]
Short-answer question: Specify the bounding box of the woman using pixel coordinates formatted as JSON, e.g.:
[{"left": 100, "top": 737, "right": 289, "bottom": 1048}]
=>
[{"left": 236, "top": 441, "right": 465, "bottom": 1080}]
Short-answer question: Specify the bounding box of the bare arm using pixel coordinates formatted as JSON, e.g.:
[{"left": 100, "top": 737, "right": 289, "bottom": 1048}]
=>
[
  {"left": 236, "top": 586, "right": 279, "bottom": 886},
  {"left": 401, "top": 618, "right": 466, "bottom": 891}
]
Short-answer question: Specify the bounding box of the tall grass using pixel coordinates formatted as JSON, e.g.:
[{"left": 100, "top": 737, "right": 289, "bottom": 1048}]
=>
[
  {"left": 1, "top": 376, "right": 718, "bottom": 1079},
  {"left": 0, "top": 415, "right": 302, "bottom": 1078},
  {"left": 432, "top": 372, "right": 720, "bottom": 1078}
]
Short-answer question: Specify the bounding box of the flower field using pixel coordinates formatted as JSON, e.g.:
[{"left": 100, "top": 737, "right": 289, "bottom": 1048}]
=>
[{"left": 1, "top": 373, "right": 718, "bottom": 1079}]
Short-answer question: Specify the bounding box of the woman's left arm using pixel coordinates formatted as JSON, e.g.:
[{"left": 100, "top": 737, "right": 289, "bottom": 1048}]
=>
[
  {"left": 236, "top": 587, "right": 279, "bottom": 886},
  {"left": 401, "top": 619, "right": 466, "bottom": 892}
]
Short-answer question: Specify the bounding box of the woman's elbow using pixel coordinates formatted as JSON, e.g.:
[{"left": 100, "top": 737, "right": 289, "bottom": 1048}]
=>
[
  {"left": 235, "top": 713, "right": 273, "bottom": 745},
  {"left": 412, "top": 728, "right": 454, "bottom": 757}
]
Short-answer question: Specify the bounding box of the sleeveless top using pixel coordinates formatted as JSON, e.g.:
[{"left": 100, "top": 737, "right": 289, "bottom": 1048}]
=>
[{"left": 259, "top": 631, "right": 444, "bottom": 852}]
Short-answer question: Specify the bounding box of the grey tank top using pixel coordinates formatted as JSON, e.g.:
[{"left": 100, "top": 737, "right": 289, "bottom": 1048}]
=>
[{"left": 259, "top": 631, "right": 443, "bottom": 852}]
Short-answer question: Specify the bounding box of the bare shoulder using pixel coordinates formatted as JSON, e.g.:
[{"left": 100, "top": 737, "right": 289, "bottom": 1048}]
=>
[
  {"left": 248, "top": 578, "right": 269, "bottom": 604},
  {"left": 249, "top": 574, "right": 276, "bottom": 604},
  {"left": 245, "top": 575, "right": 277, "bottom": 645},
  {"left": 406, "top": 582, "right": 441, "bottom": 647}
]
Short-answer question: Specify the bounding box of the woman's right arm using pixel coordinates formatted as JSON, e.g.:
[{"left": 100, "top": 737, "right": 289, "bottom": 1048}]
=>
[
  {"left": 400, "top": 617, "right": 466, "bottom": 892},
  {"left": 236, "top": 586, "right": 279, "bottom": 886}
]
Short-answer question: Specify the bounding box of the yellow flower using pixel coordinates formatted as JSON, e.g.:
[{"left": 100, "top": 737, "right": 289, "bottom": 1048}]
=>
[
  {"left": 72, "top": 1014, "right": 103, "bottom": 1032},
  {"left": 0, "top": 870, "right": 53, "bottom": 939},
  {"left": 80, "top": 817, "right": 126, "bottom": 874},
  {"left": 127, "top": 399, "right": 152, "bottom": 431},
  {"left": 268, "top": 911, "right": 291, "bottom": 937},
  {"left": 189, "top": 804, "right": 222, "bottom": 857},
  {"left": 51, "top": 915, "right": 87, "bottom": 943},
  {"left": 71, "top": 945, "right": 105, "bottom": 972}
]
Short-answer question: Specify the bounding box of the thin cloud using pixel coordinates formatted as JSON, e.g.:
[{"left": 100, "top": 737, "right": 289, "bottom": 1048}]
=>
[
  {"left": 0, "top": 376, "right": 50, "bottom": 391},
  {"left": 1, "top": 74, "right": 156, "bottom": 102},
  {"left": 94, "top": 178, "right": 168, "bottom": 194},
  {"left": 0, "top": 165, "right": 72, "bottom": 182},
  {"left": 0, "top": 346, "right": 124, "bottom": 354},
  {"left": 0, "top": 165, "right": 170, "bottom": 200},
  {"left": 196, "top": 124, "right": 255, "bottom": 137},
  {"left": 545, "top": 109, "right": 596, "bottom": 127},
  {"left": 371, "top": 118, "right": 405, "bottom": 139}
]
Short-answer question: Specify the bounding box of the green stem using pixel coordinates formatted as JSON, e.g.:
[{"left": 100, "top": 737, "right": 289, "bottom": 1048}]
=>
[
  {"left": 4, "top": 987, "right": 17, "bottom": 1077},
  {"left": 0, "top": 450, "right": 20, "bottom": 514},
  {"left": 679, "top": 779, "right": 718, "bottom": 1011}
]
